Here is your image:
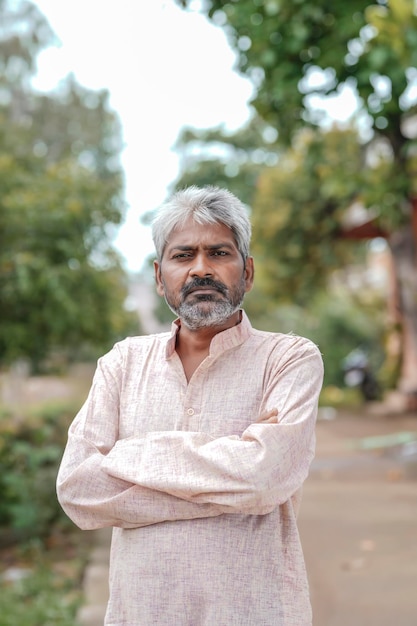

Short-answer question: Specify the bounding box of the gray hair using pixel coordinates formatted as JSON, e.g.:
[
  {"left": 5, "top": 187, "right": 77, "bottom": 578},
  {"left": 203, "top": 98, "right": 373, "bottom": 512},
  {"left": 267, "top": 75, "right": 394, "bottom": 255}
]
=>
[{"left": 151, "top": 186, "right": 252, "bottom": 261}]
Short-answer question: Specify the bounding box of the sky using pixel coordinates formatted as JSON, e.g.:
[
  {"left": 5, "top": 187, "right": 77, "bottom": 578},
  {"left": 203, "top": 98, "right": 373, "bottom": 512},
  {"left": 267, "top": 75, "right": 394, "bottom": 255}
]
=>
[
  {"left": 31, "top": 0, "right": 255, "bottom": 272},
  {"left": 32, "top": 0, "right": 358, "bottom": 273}
]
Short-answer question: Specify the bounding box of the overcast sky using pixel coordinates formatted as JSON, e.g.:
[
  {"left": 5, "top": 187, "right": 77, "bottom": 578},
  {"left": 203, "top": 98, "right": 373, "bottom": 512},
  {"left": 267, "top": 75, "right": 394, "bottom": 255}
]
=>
[{"left": 32, "top": 0, "right": 254, "bottom": 272}]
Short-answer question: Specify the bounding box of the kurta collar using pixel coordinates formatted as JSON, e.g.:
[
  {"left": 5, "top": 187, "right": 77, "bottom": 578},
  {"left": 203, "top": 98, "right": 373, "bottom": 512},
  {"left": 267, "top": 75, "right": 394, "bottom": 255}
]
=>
[{"left": 165, "top": 310, "right": 252, "bottom": 359}]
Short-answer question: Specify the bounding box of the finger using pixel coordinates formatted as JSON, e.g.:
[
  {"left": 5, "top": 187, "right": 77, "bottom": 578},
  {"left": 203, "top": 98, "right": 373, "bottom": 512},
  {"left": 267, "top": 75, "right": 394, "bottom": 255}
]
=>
[{"left": 257, "top": 408, "right": 279, "bottom": 423}]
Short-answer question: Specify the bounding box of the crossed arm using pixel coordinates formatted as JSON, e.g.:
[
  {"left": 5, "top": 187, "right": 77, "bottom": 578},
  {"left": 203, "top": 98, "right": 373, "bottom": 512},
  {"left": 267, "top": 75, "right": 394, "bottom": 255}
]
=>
[{"left": 57, "top": 343, "right": 323, "bottom": 530}]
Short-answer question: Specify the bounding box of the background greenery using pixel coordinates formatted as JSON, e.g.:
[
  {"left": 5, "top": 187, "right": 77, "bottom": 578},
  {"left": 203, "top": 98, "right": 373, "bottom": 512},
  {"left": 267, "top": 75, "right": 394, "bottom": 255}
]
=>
[
  {"left": 0, "top": 1, "right": 139, "bottom": 621},
  {"left": 0, "top": 391, "right": 90, "bottom": 625},
  {"left": 0, "top": 0, "right": 140, "bottom": 372}
]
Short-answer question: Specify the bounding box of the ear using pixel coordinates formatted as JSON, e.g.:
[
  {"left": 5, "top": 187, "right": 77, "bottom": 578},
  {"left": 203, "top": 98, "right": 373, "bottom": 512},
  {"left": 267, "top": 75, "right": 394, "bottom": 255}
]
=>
[
  {"left": 154, "top": 260, "right": 165, "bottom": 297},
  {"left": 244, "top": 256, "right": 255, "bottom": 293}
]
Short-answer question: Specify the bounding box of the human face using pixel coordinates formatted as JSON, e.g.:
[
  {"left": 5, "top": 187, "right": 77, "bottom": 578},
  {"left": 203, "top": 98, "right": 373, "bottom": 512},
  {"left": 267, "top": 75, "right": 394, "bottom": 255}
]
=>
[{"left": 154, "top": 219, "right": 254, "bottom": 330}]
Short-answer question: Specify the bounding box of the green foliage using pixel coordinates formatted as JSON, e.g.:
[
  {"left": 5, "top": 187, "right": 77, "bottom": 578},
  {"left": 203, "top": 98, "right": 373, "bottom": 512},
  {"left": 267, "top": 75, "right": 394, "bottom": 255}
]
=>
[
  {"left": 177, "top": 0, "right": 417, "bottom": 234},
  {"left": 0, "top": 558, "right": 82, "bottom": 626},
  {"left": 173, "top": 118, "right": 281, "bottom": 207},
  {"left": 245, "top": 284, "right": 386, "bottom": 388},
  {"left": 179, "top": 0, "right": 417, "bottom": 157},
  {"left": 0, "top": 401, "right": 78, "bottom": 541},
  {"left": 0, "top": 152, "right": 138, "bottom": 368},
  {"left": 0, "top": 0, "right": 56, "bottom": 79},
  {"left": 251, "top": 127, "right": 364, "bottom": 301},
  {"left": 0, "top": 0, "right": 139, "bottom": 370},
  {"left": 319, "top": 385, "right": 364, "bottom": 409},
  {"left": 0, "top": 367, "right": 94, "bottom": 625}
]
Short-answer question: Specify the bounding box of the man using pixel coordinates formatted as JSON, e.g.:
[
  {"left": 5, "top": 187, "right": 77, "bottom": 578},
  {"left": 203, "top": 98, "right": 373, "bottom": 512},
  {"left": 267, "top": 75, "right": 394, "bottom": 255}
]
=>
[{"left": 57, "top": 185, "right": 324, "bottom": 625}]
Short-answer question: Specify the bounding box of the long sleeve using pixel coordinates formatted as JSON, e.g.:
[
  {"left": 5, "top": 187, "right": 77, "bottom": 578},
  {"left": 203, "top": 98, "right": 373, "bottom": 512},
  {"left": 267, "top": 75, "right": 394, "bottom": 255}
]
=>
[
  {"left": 57, "top": 434, "right": 237, "bottom": 531},
  {"left": 102, "top": 339, "right": 323, "bottom": 511},
  {"left": 56, "top": 345, "right": 228, "bottom": 530}
]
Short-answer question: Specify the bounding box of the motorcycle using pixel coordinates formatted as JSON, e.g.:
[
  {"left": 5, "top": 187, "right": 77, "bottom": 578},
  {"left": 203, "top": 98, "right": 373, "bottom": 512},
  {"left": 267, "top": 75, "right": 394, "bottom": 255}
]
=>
[{"left": 342, "top": 348, "right": 381, "bottom": 402}]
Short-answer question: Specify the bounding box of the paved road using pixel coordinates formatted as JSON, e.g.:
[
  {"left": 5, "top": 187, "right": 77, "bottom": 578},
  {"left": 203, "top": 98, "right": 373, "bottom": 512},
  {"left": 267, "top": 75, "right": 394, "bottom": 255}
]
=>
[
  {"left": 79, "top": 408, "right": 417, "bottom": 626},
  {"left": 299, "top": 409, "right": 417, "bottom": 626}
]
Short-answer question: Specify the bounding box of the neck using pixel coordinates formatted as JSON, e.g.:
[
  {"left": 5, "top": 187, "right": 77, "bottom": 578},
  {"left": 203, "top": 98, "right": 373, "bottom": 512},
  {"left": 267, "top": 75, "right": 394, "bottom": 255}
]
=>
[{"left": 175, "top": 311, "right": 241, "bottom": 380}]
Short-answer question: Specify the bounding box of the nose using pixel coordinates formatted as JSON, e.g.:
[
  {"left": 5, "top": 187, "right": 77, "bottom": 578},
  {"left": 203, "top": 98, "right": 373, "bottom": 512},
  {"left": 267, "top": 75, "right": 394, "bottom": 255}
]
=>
[{"left": 189, "top": 252, "right": 213, "bottom": 277}]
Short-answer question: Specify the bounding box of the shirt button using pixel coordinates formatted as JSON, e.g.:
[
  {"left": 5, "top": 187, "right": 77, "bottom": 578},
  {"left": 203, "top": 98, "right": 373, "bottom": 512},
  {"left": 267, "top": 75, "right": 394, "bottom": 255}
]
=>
[{"left": 187, "top": 408, "right": 195, "bottom": 416}]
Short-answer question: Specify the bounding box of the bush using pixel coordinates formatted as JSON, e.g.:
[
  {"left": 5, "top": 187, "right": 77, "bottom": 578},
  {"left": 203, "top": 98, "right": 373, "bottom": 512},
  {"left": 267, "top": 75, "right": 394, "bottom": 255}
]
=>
[
  {"left": 0, "top": 401, "right": 78, "bottom": 544},
  {"left": 0, "top": 548, "right": 83, "bottom": 626}
]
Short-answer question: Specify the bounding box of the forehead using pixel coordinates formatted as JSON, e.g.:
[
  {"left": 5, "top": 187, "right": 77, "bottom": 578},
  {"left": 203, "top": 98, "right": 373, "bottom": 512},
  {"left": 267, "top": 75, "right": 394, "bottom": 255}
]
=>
[{"left": 166, "top": 219, "right": 237, "bottom": 250}]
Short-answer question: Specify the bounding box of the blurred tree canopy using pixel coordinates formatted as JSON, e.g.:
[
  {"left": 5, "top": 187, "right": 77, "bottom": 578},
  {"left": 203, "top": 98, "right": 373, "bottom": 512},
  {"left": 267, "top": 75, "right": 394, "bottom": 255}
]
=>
[
  {"left": 176, "top": 0, "right": 417, "bottom": 391},
  {"left": 173, "top": 117, "right": 281, "bottom": 207},
  {"left": 251, "top": 127, "right": 366, "bottom": 301},
  {"left": 0, "top": 0, "right": 138, "bottom": 371}
]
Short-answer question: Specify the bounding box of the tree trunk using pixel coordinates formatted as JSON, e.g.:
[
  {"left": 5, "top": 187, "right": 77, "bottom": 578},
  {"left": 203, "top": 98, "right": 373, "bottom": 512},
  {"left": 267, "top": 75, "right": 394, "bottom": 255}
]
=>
[{"left": 389, "top": 205, "right": 417, "bottom": 403}]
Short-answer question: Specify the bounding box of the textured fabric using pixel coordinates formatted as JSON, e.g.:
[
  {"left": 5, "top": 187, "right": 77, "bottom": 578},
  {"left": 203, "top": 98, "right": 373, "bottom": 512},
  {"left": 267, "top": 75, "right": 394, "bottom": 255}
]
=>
[{"left": 57, "top": 311, "right": 323, "bottom": 626}]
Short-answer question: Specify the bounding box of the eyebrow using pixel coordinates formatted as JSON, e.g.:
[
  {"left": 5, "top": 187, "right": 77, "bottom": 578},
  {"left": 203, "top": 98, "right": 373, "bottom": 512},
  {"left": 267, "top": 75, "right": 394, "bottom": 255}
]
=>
[{"left": 168, "top": 242, "right": 236, "bottom": 253}]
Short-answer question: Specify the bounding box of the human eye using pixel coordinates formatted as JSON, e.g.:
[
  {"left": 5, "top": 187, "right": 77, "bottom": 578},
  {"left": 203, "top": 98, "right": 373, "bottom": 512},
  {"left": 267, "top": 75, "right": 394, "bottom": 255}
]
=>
[
  {"left": 211, "top": 249, "right": 228, "bottom": 257},
  {"left": 172, "top": 251, "right": 192, "bottom": 259}
]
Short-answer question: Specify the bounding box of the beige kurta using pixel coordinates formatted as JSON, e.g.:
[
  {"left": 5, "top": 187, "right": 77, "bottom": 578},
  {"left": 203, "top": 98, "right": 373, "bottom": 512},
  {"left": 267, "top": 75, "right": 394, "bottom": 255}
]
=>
[{"left": 57, "top": 311, "right": 323, "bottom": 626}]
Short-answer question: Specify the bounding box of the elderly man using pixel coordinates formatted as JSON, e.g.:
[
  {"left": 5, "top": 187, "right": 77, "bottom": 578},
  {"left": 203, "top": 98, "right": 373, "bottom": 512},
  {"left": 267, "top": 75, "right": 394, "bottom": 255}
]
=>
[{"left": 57, "top": 185, "right": 323, "bottom": 626}]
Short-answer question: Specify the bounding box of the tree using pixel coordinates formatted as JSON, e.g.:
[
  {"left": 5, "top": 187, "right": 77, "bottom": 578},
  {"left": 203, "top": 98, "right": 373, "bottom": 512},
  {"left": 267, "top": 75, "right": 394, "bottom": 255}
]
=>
[
  {"left": 174, "top": 118, "right": 281, "bottom": 207},
  {"left": 0, "top": 0, "right": 138, "bottom": 370},
  {"left": 176, "top": 0, "right": 417, "bottom": 396}
]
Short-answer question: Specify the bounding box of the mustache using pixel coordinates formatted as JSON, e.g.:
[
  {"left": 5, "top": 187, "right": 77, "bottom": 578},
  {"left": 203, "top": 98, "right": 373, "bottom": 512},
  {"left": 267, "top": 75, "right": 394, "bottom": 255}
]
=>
[{"left": 181, "top": 277, "right": 228, "bottom": 298}]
